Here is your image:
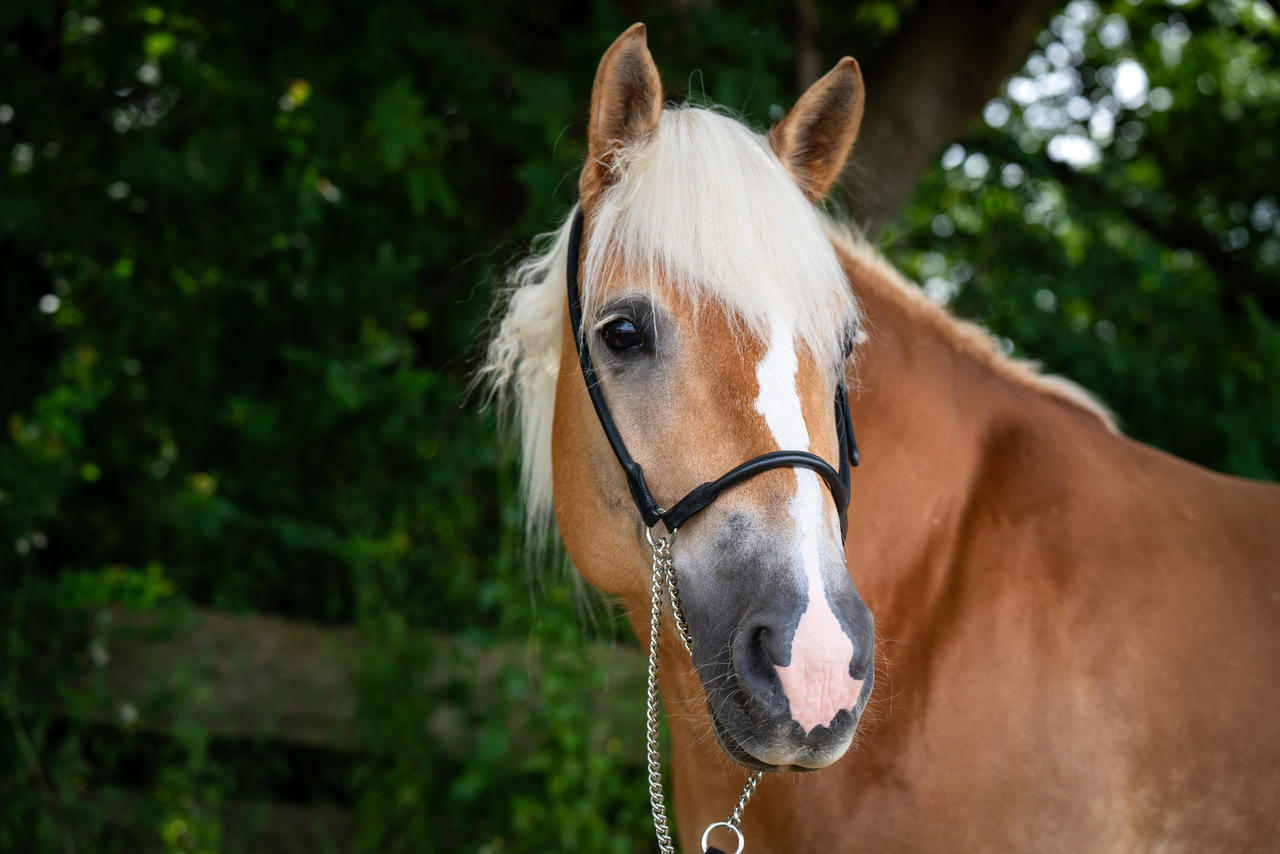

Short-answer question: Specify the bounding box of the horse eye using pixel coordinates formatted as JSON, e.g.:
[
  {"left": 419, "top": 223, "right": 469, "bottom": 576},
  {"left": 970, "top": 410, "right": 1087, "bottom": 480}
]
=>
[{"left": 602, "top": 318, "right": 643, "bottom": 352}]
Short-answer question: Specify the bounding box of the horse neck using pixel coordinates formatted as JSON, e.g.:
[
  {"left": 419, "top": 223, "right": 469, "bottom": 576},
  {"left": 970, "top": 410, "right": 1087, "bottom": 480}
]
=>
[{"left": 837, "top": 242, "right": 1049, "bottom": 633}]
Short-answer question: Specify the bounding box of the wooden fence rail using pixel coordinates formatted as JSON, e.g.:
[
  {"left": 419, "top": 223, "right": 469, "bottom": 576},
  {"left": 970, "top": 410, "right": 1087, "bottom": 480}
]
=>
[
  {"left": 91, "top": 607, "right": 645, "bottom": 756},
  {"left": 77, "top": 606, "right": 647, "bottom": 851}
]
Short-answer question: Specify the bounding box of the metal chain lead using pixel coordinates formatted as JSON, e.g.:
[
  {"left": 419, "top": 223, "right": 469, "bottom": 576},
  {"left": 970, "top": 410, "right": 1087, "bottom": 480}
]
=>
[
  {"left": 646, "top": 530, "right": 678, "bottom": 854},
  {"left": 664, "top": 543, "right": 693, "bottom": 654},
  {"left": 728, "top": 770, "right": 763, "bottom": 829},
  {"left": 645, "top": 527, "right": 761, "bottom": 854}
]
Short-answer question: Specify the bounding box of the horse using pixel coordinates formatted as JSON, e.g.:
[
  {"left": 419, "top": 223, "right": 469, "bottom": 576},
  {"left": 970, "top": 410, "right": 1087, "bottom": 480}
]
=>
[{"left": 481, "top": 23, "right": 1280, "bottom": 853}]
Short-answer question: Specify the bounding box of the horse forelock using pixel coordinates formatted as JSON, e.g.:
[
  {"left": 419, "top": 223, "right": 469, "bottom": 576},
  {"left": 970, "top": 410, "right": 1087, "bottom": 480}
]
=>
[{"left": 581, "top": 105, "right": 859, "bottom": 367}]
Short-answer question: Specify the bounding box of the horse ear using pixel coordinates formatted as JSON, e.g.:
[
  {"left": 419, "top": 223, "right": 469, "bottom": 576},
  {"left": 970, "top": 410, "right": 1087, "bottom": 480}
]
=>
[
  {"left": 768, "top": 57, "right": 865, "bottom": 203},
  {"left": 580, "top": 23, "right": 663, "bottom": 201}
]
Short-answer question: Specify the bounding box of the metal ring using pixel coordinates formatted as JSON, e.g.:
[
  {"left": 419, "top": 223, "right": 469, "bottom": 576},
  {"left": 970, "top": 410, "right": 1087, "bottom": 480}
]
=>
[
  {"left": 645, "top": 509, "right": 672, "bottom": 547},
  {"left": 700, "top": 821, "right": 744, "bottom": 854}
]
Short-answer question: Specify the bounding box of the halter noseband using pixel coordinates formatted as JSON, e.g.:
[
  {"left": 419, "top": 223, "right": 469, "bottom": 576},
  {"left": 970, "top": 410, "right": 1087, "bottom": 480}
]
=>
[{"left": 565, "top": 208, "right": 858, "bottom": 538}]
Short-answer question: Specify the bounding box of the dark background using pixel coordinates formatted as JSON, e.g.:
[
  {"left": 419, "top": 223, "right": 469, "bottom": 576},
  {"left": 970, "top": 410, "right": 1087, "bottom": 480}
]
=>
[{"left": 3, "top": 0, "right": 1277, "bottom": 851}]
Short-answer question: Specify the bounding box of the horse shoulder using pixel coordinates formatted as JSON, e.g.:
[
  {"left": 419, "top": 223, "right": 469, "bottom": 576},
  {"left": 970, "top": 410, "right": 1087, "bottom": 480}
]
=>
[{"left": 943, "top": 392, "right": 1280, "bottom": 847}]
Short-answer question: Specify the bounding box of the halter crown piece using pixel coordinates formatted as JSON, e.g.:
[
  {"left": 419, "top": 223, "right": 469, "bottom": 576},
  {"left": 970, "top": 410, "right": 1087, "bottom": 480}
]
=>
[{"left": 565, "top": 207, "right": 859, "bottom": 853}]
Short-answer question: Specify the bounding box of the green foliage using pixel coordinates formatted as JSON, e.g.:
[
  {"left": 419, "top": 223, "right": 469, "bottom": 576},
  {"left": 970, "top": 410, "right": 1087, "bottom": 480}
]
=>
[
  {"left": 0, "top": 1, "right": 841, "bottom": 850},
  {"left": 2, "top": 0, "right": 1277, "bottom": 852}
]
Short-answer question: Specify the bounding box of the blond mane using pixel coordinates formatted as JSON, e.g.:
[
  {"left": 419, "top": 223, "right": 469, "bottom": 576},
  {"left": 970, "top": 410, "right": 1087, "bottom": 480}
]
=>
[{"left": 824, "top": 222, "right": 1116, "bottom": 431}]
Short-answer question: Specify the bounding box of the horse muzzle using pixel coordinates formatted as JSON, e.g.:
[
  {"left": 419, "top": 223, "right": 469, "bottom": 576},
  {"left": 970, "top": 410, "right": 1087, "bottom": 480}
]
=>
[{"left": 682, "top": 551, "right": 875, "bottom": 770}]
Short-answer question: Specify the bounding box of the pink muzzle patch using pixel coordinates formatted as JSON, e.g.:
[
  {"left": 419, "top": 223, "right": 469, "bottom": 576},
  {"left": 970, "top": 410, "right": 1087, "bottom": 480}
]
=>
[{"left": 774, "top": 593, "right": 863, "bottom": 734}]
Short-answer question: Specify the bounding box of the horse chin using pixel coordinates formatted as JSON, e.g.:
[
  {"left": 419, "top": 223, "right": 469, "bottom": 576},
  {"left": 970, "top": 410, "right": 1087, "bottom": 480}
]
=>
[{"left": 705, "top": 701, "right": 856, "bottom": 773}]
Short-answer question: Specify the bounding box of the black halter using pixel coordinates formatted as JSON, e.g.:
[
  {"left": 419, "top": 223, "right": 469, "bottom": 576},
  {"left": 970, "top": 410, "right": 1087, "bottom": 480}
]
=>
[{"left": 565, "top": 208, "right": 858, "bottom": 539}]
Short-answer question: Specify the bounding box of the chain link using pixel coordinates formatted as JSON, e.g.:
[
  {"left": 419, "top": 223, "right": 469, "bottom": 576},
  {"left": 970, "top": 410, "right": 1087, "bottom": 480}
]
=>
[
  {"left": 646, "top": 531, "right": 678, "bottom": 854},
  {"left": 646, "top": 528, "right": 761, "bottom": 853},
  {"left": 665, "top": 548, "right": 693, "bottom": 654},
  {"left": 728, "top": 770, "right": 763, "bottom": 829}
]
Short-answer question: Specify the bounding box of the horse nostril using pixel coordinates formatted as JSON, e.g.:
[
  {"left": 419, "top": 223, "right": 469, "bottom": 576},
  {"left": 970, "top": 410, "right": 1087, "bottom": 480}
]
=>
[
  {"left": 733, "top": 618, "right": 788, "bottom": 712},
  {"left": 751, "top": 624, "right": 772, "bottom": 668},
  {"left": 755, "top": 624, "right": 785, "bottom": 669}
]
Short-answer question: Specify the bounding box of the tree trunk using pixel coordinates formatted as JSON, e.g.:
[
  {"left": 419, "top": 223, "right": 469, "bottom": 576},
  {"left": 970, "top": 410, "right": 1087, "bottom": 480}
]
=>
[
  {"left": 845, "top": 0, "right": 1062, "bottom": 236},
  {"left": 795, "top": 0, "right": 822, "bottom": 87}
]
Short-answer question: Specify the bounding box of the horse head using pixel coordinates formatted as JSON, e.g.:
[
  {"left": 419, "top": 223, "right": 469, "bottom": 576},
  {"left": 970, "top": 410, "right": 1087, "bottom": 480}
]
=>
[{"left": 488, "top": 23, "right": 874, "bottom": 772}]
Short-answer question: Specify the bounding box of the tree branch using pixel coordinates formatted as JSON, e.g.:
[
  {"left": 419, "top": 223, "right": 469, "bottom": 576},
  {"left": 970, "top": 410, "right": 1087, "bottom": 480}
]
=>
[
  {"left": 968, "top": 135, "right": 1280, "bottom": 321},
  {"left": 844, "top": 0, "right": 1062, "bottom": 236}
]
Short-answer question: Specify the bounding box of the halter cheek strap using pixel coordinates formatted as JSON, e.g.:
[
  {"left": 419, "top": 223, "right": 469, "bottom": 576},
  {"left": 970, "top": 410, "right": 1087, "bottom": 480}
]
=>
[{"left": 565, "top": 207, "right": 858, "bottom": 538}]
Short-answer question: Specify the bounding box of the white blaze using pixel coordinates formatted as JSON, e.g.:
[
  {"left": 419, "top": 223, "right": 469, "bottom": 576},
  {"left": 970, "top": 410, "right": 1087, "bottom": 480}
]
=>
[{"left": 753, "top": 319, "right": 863, "bottom": 734}]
